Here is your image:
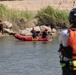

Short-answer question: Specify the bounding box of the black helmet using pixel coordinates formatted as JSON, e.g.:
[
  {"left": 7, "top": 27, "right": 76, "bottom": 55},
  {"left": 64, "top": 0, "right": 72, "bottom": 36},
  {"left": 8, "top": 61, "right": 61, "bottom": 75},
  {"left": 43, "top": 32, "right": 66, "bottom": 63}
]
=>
[{"left": 69, "top": 8, "right": 76, "bottom": 24}]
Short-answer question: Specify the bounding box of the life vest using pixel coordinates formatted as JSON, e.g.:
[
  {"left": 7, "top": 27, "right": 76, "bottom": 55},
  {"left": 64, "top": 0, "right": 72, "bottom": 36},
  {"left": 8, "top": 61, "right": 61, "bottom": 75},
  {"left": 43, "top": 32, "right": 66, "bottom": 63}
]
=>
[
  {"left": 67, "top": 29, "right": 76, "bottom": 59},
  {"left": 59, "top": 29, "right": 76, "bottom": 60},
  {"left": 58, "top": 29, "right": 76, "bottom": 70}
]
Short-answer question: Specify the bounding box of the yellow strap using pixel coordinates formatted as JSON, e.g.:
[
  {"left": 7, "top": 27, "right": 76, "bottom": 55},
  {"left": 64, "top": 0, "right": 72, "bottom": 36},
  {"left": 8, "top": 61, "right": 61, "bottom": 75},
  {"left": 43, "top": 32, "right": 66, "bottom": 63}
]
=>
[
  {"left": 72, "top": 60, "right": 76, "bottom": 70},
  {"left": 32, "top": 38, "right": 38, "bottom": 41},
  {"left": 73, "top": 60, "right": 76, "bottom": 66},
  {"left": 73, "top": 68, "right": 76, "bottom": 70}
]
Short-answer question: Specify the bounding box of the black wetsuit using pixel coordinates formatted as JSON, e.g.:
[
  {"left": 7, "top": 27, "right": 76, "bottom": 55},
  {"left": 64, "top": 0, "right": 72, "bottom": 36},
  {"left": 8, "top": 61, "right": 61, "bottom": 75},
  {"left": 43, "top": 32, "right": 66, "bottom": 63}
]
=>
[
  {"left": 0, "top": 23, "right": 3, "bottom": 34},
  {"left": 31, "top": 30, "right": 37, "bottom": 38},
  {"left": 42, "top": 31, "right": 47, "bottom": 38}
]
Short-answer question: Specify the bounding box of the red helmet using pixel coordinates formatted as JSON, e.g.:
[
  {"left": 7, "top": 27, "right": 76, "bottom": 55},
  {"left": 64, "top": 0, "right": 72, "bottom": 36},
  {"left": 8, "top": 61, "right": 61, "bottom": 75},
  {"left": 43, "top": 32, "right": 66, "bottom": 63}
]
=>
[
  {"left": 45, "top": 28, "right": 48, "bottom": 31},
  {"left": 34, "top": 29, "right": 36, "bottom": 32}
]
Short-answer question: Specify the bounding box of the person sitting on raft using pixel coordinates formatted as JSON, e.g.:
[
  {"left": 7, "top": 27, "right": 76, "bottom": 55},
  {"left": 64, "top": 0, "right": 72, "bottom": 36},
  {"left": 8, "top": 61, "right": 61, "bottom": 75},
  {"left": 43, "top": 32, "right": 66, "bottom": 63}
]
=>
[
  {"left": 42, "top": 28, "right": 48, "bottom": 38},
  {"left": 31, "top": 28, "right": 37, "bottom": 38}
]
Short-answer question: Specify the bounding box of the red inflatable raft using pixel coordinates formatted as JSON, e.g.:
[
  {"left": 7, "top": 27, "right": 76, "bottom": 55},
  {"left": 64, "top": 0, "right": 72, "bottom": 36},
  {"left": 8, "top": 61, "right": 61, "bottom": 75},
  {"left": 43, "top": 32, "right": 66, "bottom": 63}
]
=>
[{"left": 14, "top": 34, "right": 51, "bottom": 41}]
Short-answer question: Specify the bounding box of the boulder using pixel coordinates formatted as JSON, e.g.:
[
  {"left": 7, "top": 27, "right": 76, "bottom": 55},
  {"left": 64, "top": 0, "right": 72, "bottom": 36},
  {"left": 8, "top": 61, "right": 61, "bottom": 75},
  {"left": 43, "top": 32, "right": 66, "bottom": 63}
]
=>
[
  {"left": 34, "top": 26, "right": 41, "bottom": 32},
  {"left": 4, "top": 28, "right": 14, "bottom": 34},
  {"left": 19, "top": 29, "right": 32, "bottom": 36},
  {"left": 51, "top": 28, "right": 57, "bottom": 33},
  {"left": 25, "top": 28, "right": 32, "bottom": 32},
  {"left": 40, "top": 25, "right": 51, "bottom": 32},
  {"left": 3, "top": 21, "right": 12, "bottom": 29}
]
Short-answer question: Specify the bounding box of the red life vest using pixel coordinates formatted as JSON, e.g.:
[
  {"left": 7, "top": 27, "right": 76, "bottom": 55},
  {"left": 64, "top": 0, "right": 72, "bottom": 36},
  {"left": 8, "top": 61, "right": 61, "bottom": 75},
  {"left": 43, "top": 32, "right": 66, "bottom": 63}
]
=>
[{"left": 67, "top": 29, "right": 76, "bottom": 59}]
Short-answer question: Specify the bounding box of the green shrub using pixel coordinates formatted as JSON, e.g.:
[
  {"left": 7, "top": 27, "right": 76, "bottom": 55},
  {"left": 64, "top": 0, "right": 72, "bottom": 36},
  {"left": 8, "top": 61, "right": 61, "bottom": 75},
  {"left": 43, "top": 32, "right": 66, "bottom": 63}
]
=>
[
  {"left": 36, "top": 6, "right": 69, "bottom": 28},
  {"left": 0, "top": 4, "right": 34, "bottom": 31}
]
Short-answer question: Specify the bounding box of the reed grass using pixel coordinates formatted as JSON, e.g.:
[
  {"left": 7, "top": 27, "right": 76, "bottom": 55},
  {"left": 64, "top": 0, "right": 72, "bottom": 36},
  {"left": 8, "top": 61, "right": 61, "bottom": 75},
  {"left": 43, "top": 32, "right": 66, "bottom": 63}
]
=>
[
  {"left": 36, "top": 6, "right": 69, "bottom": 28},
  {"left": 0, "top": 4, "right": 34, "bottom": 31}
]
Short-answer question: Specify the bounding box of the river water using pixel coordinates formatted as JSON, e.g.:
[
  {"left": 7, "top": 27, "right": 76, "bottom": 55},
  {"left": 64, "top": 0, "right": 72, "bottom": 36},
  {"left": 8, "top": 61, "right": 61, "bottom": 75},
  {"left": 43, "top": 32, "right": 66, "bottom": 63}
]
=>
[{"left": 0, "top": 36, "right": 62, "bottom": 75}]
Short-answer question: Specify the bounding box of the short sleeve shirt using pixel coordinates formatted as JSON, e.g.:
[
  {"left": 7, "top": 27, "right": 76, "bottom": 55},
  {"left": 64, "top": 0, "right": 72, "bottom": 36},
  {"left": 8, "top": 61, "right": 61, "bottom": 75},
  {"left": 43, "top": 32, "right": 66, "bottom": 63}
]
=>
[{"left": 59, "top": 28, "right": 70, "bottom": 47}]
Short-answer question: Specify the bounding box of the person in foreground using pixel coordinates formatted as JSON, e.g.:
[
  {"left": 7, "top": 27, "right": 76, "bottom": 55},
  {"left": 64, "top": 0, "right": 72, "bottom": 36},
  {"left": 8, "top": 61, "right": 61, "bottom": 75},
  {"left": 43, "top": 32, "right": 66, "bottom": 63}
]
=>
[{"left": 58, "top": 8, "right": 76, "bottom": 75}]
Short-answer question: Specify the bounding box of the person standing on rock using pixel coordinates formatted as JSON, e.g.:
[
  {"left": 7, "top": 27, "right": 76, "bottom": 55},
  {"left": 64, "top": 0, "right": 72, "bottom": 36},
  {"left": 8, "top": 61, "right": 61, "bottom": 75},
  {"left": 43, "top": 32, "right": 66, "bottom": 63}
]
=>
[
  {"left": 58, "top": 8, "right": 76, "bottom": 75},
  {"left": 0, "top": 19, "right": 4, "bottom": 34}
]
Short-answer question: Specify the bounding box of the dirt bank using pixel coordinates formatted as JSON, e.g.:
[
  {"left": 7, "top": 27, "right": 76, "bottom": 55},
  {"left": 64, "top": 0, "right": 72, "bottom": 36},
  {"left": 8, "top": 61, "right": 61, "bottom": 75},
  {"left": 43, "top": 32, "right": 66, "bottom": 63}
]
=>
[{"left": 0, "top": 0, "right": 76, "bottom": 12}]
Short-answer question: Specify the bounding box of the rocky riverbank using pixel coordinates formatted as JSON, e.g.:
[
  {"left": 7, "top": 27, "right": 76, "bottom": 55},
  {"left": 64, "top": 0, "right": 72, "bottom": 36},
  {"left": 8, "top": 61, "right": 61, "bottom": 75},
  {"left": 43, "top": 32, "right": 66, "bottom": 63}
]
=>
[{"left": 0, "top": 20, "right": 57, "bottom": 38}]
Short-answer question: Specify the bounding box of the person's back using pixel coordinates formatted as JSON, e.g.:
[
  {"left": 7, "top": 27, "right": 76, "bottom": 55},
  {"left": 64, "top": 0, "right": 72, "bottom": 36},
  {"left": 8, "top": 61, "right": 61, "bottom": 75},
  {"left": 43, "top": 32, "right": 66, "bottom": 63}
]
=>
[
  {"left": 31, "top": 28, "right": 37, "bottom": 38},
  {"left": 58, "top": 8, "right": 76, "bottom": 75},
  {"left": 42, "top": 28, "right": 48, "bottom": 38}
]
